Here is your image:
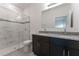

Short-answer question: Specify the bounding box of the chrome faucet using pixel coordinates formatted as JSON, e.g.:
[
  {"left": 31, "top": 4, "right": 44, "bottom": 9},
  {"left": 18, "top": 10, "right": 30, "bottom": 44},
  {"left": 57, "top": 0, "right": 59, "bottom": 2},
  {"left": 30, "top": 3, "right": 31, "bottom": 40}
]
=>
[{"left": 64, "top": 28, "right": 66, "bottom": 32}]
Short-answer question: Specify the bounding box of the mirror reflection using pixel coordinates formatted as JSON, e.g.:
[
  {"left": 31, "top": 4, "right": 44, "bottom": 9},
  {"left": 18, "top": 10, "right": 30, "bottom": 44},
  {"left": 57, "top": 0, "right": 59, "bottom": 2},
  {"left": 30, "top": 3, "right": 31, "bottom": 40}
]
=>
[{"left": 55, "top": 16, "right": 67, "bottom": 28}]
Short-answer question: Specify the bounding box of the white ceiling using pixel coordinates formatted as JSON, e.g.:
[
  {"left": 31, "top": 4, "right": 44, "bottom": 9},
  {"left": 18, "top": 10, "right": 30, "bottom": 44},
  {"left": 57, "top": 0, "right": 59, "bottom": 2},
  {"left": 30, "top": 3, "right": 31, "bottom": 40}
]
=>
[
  {"left": 11, "top": 3, "right": 32, "bottom": 11},
  {"left": 0, "top": 3, "right": 56, "bottom": 12},
  {"left": 12, "top": 3, "right": 57, "bottom": 11}
]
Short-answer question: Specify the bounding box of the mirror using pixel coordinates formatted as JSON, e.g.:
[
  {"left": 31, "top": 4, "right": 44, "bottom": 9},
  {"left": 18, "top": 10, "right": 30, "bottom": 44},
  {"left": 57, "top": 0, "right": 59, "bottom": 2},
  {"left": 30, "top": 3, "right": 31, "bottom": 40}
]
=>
[
  {"left": 41, "top": 3, "right": 72, "bottom": 32},
  {"left": 55, "top": 16, "right": 67, "bottom": 28}
]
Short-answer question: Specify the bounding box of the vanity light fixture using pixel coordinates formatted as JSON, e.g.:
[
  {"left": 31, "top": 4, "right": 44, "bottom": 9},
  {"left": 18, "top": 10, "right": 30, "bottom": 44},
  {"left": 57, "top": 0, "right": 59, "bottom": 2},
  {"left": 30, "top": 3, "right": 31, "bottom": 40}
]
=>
[{"left": 43, "top": 3, "right": 64, "bottom": 11}]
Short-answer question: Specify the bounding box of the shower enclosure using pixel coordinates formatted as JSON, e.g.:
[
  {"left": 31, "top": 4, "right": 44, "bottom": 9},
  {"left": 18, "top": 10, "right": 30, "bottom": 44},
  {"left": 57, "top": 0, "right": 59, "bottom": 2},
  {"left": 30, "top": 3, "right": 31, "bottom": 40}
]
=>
[{"left": 0, "top": 17, "right": 30, "bottom": 55}]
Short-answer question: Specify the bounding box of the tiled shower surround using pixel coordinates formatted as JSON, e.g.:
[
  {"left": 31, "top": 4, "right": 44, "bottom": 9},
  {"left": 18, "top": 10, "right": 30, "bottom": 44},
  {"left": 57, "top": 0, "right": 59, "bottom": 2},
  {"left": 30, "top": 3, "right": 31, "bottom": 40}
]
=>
[{"left": 0, "top": 20, "right": 30, "bottom": 55}]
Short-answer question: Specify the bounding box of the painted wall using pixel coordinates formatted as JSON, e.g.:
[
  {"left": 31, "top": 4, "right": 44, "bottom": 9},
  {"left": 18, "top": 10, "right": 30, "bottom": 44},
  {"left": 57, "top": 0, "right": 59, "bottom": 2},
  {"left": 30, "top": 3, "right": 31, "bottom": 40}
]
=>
[{"left": 24, "top": 3, "right": 44, "bottom": 35}]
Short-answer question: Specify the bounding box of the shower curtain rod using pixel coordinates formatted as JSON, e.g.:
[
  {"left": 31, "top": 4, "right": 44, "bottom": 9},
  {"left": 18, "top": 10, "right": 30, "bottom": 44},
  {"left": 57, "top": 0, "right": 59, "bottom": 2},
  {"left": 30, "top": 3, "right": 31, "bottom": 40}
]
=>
[{"left": 0, "top": 18, "right": 30, "bottom": 24}]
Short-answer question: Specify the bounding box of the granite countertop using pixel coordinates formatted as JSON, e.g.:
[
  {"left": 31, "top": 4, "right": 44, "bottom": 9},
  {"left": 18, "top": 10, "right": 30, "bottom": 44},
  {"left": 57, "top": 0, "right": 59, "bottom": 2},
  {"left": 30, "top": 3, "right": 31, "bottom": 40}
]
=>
[{"left": 33, "top": 32, "right": 79, "bottom": 41}]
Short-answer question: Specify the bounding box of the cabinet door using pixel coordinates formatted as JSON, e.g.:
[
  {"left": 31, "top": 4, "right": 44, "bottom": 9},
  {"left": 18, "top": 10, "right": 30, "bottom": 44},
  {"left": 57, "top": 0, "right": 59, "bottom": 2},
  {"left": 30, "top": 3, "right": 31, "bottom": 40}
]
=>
[
  {"left": 51, "top": 46, "right": 64, "bottom": 56},
  {"left": 68, "top": 40, "right": 79, "bottom": 56},
  {"left": 50, "top": 37, "right": 70, "bottom": 56},
  {"left": 69, "top": 49, "right": 79, "bottom": 56},
  {"left": 32, "top": 35, "right": 40, "bottom": 55},
  {"left": 50, "top": 38, "right": 64, "bottom": 56},
  {"left": 39, "top": 36, "right": 50, "bottom": 56},
  {"left": 32, "top": 35, "right": 50, "bottom": 56}
]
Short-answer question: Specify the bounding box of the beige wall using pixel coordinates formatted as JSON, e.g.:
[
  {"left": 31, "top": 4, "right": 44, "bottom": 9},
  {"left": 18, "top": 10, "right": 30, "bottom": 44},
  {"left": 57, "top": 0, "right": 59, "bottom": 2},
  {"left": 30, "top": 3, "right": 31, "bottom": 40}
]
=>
[{"left": 24, "top": 3, "right": 44, "bottom": 34}]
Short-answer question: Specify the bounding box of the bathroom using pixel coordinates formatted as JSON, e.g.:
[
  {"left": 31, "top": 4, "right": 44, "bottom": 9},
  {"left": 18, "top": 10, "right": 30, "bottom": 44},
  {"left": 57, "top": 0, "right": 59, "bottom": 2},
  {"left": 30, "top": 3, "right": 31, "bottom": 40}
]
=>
[{"left": 0, "top": 1, "right": 79, "bottom": 58}]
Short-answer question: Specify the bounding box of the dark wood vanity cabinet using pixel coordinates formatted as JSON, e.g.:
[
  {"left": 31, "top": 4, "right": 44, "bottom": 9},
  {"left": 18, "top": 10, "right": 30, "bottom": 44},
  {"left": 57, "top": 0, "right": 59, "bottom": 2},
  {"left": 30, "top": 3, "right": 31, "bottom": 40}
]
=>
[
  {"left": 50, "top": 38, "right": 64, "bottom": 56},
  {"left": 40, "top": 37, "right": 50, "bottom": 56},
  {"left": 32, "top": 35, "right": 50, "bottom": 56},
  {"left": 50, "top": 37, "right": 70, "bottom": 56},
  {"left": 69, "top": 49, "right": 79, "bottom": 56},
  {"left": 32, "top": 35, "right": 40, "bottom": 55},
  {"left": 32, "top": 34, "right": 79, "bottom": 56},
  {"left": 68, "top": 40, "right": 79, "bottom": 56}
]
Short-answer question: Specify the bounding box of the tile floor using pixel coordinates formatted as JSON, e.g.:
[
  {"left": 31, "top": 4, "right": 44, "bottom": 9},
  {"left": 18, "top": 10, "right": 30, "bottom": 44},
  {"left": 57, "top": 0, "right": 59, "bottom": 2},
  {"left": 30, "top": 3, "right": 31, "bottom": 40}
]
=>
[{"left": 5, "top": 47, "right": 36, "bottom": 56}]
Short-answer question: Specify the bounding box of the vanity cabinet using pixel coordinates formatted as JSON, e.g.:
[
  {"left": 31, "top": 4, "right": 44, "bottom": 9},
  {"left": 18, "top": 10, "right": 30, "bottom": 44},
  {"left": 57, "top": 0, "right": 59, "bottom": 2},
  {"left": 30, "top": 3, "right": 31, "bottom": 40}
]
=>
[
  {"left": 32, "top": 35, "right": 40, "bottom": 55},
  {"left": 32, "top": 35, "right": 50, "bottom": 56},
  {"left": 50, "top": 37, "right": 69, "bottom": 56},
  {"left": 68, "top": 49, "right": 79, "bottom": 56},
  {"left": 32, "top": 34, "right": 79, "bottom": 56},
  {"left": 68, "top": 40, "right": 79, "bottom": 56}
]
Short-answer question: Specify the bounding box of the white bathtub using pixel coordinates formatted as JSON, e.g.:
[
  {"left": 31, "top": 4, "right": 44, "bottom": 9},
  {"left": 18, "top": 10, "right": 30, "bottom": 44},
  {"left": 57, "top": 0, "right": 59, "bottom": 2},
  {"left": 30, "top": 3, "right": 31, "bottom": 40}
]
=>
[{"left": 0, "top": 40, "right": 32, "bottom": 56}]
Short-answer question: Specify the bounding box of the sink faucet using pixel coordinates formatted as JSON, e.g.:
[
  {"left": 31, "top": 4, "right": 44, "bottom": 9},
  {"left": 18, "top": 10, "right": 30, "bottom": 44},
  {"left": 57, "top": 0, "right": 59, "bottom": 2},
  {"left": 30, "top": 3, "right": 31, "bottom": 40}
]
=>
[{"left": 64, "top": 28, "right": 66, "bottom": 32}]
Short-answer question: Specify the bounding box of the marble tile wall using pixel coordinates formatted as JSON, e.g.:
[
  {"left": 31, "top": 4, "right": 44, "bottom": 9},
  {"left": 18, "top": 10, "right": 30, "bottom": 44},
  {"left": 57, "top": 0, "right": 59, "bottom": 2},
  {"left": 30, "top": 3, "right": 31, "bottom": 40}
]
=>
[{"left": 0, "top": 21, "right": 30, "bottom": 50}]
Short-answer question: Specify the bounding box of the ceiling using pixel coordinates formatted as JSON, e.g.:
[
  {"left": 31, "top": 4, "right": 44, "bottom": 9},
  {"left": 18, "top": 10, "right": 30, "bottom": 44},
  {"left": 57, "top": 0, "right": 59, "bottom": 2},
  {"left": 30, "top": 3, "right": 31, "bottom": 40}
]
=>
[
  {"left": 0, "top": 3, "right": 56, "bottom": 12},
  {"left": 11, "top": 3, "right": 45, "bottom": 11},
  {"left": 11, "top": 3, "right": 31, "bottom": 11}
]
